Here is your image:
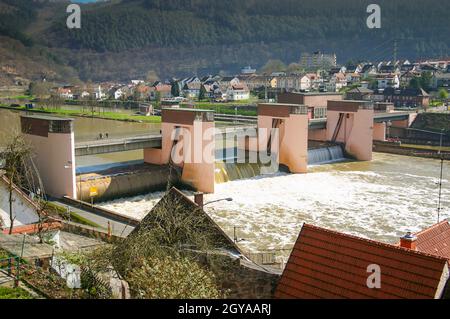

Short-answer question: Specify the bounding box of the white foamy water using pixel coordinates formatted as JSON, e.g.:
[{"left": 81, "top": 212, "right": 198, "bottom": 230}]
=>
[{"left": 99, "top": 153, "right": 450, "bottom": 257}]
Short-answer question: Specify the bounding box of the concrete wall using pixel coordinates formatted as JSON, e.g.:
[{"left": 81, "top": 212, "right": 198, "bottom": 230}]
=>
[
  {"left": 206, "top": 255, "right": 280, "bottom": 299},
  {"left": 373, "top": 122, "right": 387, "bottom": 141},
  {"left": 308, "top": 128, "right": 327, "bottom": 141},
  {"left": 24, "top": 132, "right": 77, "bottom": 198},
  {"left": 327, "top": 107, "right": 374, "bottom": 161},
  {"left": 0, "top": 177, "right": 39, "bottom": 228}
]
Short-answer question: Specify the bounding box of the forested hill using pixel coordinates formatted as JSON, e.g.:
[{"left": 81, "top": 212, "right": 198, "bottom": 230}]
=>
[
  {"left": 47, "top": 0, "right": 449, "bottom": 54},
  {"left": 0, "top": 0, "right": 449, "bottom": 82}
]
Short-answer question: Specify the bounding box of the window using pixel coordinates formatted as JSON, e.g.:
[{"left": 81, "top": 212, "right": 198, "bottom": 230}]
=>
[{"left": 49, "top": 120, "right": 73, "bottom": 133}]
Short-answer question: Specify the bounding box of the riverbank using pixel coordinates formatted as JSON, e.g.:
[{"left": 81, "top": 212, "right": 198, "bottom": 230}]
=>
[
  {"left": 0, "top": 105, "right": 161, "bottom": 124},
  {"left": 373, "top": 140, "right": 450, "bottom": 160}
]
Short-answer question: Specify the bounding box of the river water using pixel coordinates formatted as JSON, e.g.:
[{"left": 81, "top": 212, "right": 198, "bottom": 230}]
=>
[{"left": 99, "top": 153, "right": 450, "bottom": 257}]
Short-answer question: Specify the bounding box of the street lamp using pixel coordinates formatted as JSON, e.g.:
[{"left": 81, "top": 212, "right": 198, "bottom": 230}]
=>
[
  {"left": 193, "top": 192, "right": 232, "bottom": 208},
  {"left": 203, "top": 197, "right": 233, "bottom": 207},
  {"left": 437, "top": 156, "right": 444, "bottom": 223}
]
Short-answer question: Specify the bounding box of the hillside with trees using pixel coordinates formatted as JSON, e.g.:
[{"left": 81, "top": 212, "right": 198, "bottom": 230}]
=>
[{"left": 0, "top": 0, "right": 449, "bottom": 82}]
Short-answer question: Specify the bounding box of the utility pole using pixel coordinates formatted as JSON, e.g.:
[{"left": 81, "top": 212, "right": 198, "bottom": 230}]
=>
[
  {"left": 438, "top": 129, "right": 444, "bottom": 155},
  {"left": 393, "top": 39, "right": 398, "bottom": 63},
  {"left": 437, "top": 157, "right": 444, "bottom": 223}
]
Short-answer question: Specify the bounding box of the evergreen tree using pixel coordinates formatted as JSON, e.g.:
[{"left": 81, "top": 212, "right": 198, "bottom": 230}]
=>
[{"left": 171, "top": 81, "right": 180, "bottom": 97}]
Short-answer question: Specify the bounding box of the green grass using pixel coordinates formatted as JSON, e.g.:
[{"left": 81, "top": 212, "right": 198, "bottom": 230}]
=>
[
  {"left": 0, "top": 105, "right": 162, "bottom": 123},
  {"left": 10, "top": 95, "right": 33, "bottom": 100},
  {"left": 45, "top": 201, "right": 101, "bottom": 228},
  {"left": 189, "top": 104, "right": 257, "bottom": 116},
  {"left": 0, "top": 287, "right": 33, "bottom": 299}
]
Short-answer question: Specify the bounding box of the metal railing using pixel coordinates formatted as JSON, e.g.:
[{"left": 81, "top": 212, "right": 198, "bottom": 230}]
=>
[{"left": 0, "top": 255, "right": 21, "bottom": 286}]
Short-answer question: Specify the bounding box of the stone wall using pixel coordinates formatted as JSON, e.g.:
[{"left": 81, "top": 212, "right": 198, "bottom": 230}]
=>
[
  {"left": 206, "top": 254, "right": 280, "bottom": 299},
  {"left": 373, "top": 141, "right": 450, "bottom": 160}
]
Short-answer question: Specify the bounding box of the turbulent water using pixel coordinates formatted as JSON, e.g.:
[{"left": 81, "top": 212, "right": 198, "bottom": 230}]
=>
[
  {"left": 99, "top": 153, "right": 450, "bottom": 258},
  {"left": 308, "top": 145, "right": 345, "bottom": 165}
]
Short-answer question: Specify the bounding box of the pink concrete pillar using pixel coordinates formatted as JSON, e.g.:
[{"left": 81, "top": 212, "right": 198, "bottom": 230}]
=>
[
  {"left": 279, "top": 114, "right": 308, "bottom": 173},
  {"left": 252, "top": 103, "right": 309, "bottom": 173},
  {"left": 20, "top": 115, "right": 76, "bottom": 199},
  {"left": 181, "top": 121, "right": 215, "bottom": 193},
  {"left": 144, "top": 109, "right": 215, "bottom": 193},
  {"left": 326, "top": 101, "right": 374, "bottom": 161}
]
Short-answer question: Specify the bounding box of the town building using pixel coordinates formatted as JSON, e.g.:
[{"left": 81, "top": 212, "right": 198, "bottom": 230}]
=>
[
  {"left": 226, "top": 84, "right": 250, "bottom": 101},
  {"left": 300, "top": 51, "right": 337, "bottom": 70},
  {"left": 382, "top": 87, "right": 430, "bottom": 108}
]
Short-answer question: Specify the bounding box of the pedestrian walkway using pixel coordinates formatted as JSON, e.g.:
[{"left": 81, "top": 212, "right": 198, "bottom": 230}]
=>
[{"left": 49, "top": 200, "right": 134, "bottom": 238}]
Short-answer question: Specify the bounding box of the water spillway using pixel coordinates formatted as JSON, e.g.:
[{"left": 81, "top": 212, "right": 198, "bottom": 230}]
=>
[
  {"left": 77, "top": 163, "right": 179, "bottom": 202},
  {"left": 308, "top": 145, "right": 346, "bottom": 165},
  {"left": 215, "top": 162, "right": 263, "bottom": 183}
]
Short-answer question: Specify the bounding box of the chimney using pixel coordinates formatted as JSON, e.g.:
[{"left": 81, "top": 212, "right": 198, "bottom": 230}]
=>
[
  {"left": 194, "top": 192, "right": 204, "bottom": 207},
  {"left": 400, "top": 232, "right": 417, "bottom": 250}
]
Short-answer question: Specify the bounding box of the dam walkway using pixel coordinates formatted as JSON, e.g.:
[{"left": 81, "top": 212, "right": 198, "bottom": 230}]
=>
[{"left": 74, "top": 112, "right": 413, "bottom": 156}]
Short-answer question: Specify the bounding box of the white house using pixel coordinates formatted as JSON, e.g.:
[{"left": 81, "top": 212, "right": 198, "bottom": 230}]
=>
[
  {"left": 57, "top": 87, "right": 73, "bottom": 100},
  {"left": 377, "top": 74, "right": 400, "bottom": 90},
  {"left": 94, "top": 86, "right": 106, "bottom": 100},
  {"left": 226, "top": 84, "right": 250, "bottom": 101}
]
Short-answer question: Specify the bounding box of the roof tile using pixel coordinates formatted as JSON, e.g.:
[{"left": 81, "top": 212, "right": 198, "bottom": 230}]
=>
[{"left": 275, "top": 224, "right": 449, "bottom": 299}]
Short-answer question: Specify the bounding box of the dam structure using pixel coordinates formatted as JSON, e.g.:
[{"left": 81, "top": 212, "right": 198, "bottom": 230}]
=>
[{"left": 19, "top": 93, "right": 418, "bottom": 202}]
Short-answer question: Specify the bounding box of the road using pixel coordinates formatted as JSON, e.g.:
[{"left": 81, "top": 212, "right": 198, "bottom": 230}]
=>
[{"left": 49, "top": 200, "right": 135, "bottom": 238}]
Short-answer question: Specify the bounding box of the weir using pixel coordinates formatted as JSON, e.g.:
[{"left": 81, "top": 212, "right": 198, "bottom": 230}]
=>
[
  {"left": 307, "top": 145, "right": 345, "bottom": 165},
  {"left": 18, "top": 95, "right": 393, "bottom": 200}
]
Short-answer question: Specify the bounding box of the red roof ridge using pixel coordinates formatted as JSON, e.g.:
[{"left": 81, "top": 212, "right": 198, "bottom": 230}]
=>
[
  {"left": 302, "top": 223, "right": 449, "bottom": 263},
  {"left": 414, "top": 219, "right": 449, "bottom": 237}
]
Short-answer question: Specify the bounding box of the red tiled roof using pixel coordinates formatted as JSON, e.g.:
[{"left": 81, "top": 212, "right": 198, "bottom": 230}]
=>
[
  {"left": 275, "top": 224, "right": 449, "bottom": 299},
  {"left": 414, "top": 220, "right": 450, "bottom": 262}
]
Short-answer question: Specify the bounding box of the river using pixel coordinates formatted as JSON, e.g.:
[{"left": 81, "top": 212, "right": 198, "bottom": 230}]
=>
[{"left": 98, "top": 153, "right": 450, "bottom": 257}]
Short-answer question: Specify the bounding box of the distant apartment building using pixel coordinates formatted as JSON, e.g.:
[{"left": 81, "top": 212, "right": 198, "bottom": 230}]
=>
[{"left": 300, "top": 51, "right": 337, "bottom": 70}]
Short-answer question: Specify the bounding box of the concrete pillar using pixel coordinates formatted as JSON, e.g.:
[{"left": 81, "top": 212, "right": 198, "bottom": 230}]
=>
[
  {"left": 20, "top": 115, "right": 76, "bottom": 199},
  {"left": 326, "top": 100, "right": 374, "bottom": 161},
  {"left": 249, "top": 103, "right": 309, "bottom": 173},
  {"left": 144, "top": 108, "right": 215, "bottom": 193}
]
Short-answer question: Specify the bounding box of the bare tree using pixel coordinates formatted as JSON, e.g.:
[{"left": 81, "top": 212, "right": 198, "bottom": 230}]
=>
[{"left": 0, "top": 134, "right": 32, "bottom": 234}]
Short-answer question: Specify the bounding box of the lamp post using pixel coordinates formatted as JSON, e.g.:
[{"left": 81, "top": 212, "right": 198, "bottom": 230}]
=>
[
  {"left": 438, "top": 128, "right": 444, "bottom": 155},
  {"left": 202, "top": 197, "right": 233, "bottom": 208},
  {"left": 437, "top": 157, "right": 444, "bottom": 223},
  {"left": 194, "top": 192, "right": 233, "bottom": 208}
]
